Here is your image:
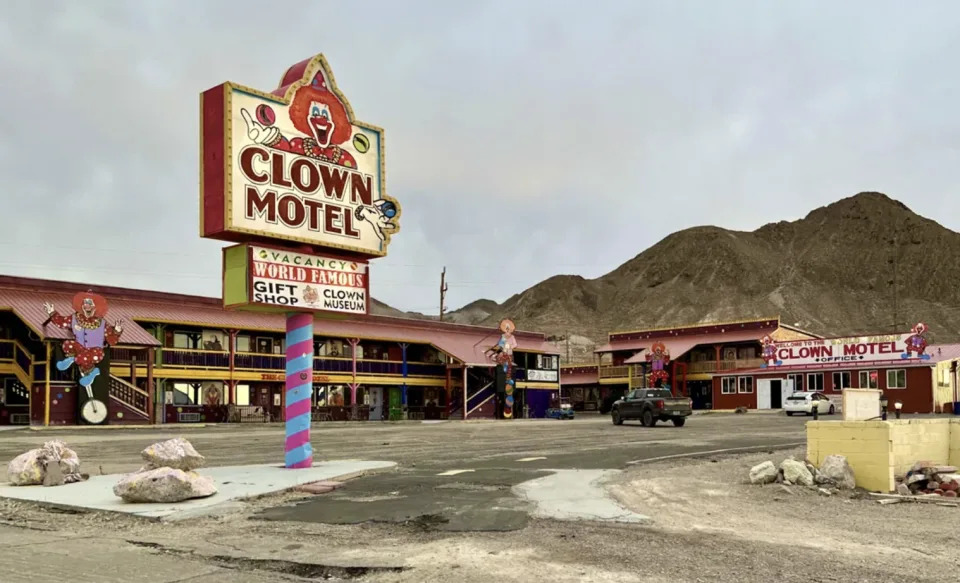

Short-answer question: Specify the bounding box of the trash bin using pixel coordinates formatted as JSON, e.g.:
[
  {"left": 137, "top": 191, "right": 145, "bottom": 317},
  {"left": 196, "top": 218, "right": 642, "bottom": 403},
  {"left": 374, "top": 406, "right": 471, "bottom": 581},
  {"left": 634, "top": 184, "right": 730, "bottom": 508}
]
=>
[{"left": 954, "top": 401, "right": 960, "bottom": 415}]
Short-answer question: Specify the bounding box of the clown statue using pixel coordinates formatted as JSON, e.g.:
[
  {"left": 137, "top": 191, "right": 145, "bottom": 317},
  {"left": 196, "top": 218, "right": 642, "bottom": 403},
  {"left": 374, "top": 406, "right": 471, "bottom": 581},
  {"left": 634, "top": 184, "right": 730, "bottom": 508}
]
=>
[
  {"left": 902, "top": 323, "right": 931, "bottom": 360},
  {"left": 646, "top": 341, "right": 671, "bottom": 386},
  {"left": 43, "top": 292, "right": 123, "bottom": 424},
  {"left": 485, "top": 319, "right": 519, "bottom": 419}
]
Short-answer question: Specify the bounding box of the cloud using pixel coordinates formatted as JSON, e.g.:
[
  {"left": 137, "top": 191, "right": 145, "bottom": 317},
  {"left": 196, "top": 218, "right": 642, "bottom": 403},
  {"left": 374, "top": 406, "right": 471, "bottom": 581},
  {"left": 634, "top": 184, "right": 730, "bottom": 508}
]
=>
[{"left": 2, "top": 0, "right": 960, "bottom": 315}]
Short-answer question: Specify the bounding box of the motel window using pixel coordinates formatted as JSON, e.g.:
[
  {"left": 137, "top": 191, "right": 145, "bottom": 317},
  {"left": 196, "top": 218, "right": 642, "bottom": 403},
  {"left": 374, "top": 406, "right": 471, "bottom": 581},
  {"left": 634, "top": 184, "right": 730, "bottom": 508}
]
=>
[
  {"left": 256, "top": 338, "right": 273, "bottom": 354},
  {"left": 787, "top": 374, "right": 803, "bottom": 393},
  {"left": 831, "top": 371, "right": 851, "bottom": 391},
  {"left": 173, "top": 333, "right": 193, "bottom": 349},
  {"left": 235, "top": 384, "right": 251, "bottom": 406},
  {"left": 858, "top": 370, "right": 879, "bottom": 390},
  {"left": 721, "top": 377, "right": 737, "bottom": 394},
  {"left": 235, "top": 335, "right": 251, "bottom": 353},
  {"left": 738, "top": 376, "right": 754, "bottom": 394},
  {"left": 806, "top": 373, "right": 824, "bottom": 392},
  {"left": 886, "top": 369, "right": 907, "bottom": 389},
  {"left": 537, "top": 355, "right": 558, "bottom": 369}
]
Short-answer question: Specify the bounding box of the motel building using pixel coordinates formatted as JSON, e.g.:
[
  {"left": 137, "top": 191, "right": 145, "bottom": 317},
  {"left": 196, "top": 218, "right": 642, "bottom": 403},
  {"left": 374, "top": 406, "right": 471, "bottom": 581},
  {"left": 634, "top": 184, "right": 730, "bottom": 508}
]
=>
[
  {"left": 0, "top": 276, "right": 561, "bottom": 426},
  {"left": 713, "top": 331, "right": 960, "bottom": 414},
  {"left": 560, "top": 317, "right": 820, "bottom": 411}
]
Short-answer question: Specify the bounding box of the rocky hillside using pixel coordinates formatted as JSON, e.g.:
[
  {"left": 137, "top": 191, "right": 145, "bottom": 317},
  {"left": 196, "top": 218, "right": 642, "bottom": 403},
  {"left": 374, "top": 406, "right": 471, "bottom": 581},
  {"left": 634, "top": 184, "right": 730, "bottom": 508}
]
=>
[{"left": 399, "top": 192, "right": 960, "bottom": 361}]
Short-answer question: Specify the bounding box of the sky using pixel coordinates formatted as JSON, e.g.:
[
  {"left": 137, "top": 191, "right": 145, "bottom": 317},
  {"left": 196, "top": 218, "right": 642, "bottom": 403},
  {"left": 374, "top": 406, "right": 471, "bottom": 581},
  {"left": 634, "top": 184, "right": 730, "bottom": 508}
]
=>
[{"left": 1, "top": 1, "right": 959, "bottom": 315}]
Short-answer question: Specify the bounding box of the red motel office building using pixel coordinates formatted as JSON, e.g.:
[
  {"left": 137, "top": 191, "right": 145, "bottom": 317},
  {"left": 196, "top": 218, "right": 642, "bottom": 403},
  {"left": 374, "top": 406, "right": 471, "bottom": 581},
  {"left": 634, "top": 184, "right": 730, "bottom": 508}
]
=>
[
  {"left": 0, "top": 276, "right": 561, "bottom": 426},
  {"left": 713, "top": 332, "right": 960, "bottom": 414},
  {"left": 560, "top": 317, "right": 960, "bottom": 414},
  {"left": 561, "top": 317, "right": 819, "bottom": 410}
]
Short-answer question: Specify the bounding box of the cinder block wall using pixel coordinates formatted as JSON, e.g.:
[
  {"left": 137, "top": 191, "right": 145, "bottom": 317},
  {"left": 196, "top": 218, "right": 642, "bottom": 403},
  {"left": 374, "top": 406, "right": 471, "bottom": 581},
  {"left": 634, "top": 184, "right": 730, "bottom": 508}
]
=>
[
  {"left": 890, "top": 420, "right": 951, "bottom": 477},
  {"left": 951, "top": 423, "right": 960, "bottom": 467},
  {"left": 807, "top": 419, "right": 960, "bottom": 493}
]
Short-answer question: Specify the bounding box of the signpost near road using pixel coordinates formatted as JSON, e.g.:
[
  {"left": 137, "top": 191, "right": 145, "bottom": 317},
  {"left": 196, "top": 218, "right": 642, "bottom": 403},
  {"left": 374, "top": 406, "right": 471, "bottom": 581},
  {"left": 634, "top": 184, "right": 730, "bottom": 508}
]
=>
[{"left": 200, "top": 54, "right": 401, "bottom": 468}]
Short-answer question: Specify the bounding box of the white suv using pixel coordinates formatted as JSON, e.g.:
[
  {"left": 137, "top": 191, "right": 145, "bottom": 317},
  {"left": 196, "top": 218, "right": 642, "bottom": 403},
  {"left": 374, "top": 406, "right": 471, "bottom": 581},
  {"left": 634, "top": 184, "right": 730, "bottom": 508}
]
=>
[{"left": 784, "top": 391, "right": 835, "bottom": 416}]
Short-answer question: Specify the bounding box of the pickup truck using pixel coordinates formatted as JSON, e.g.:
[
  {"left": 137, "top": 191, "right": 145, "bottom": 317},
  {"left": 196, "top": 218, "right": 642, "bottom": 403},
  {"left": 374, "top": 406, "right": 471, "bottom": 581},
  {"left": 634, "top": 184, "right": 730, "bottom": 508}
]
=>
[{"left": 611, "top": 388, "right": 693, "bottom": 427}]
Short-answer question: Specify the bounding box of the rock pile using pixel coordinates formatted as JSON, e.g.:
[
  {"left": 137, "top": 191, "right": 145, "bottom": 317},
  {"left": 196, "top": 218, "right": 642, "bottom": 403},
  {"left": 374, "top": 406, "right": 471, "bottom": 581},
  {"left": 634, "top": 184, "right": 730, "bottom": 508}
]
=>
[
  {"left": 896, "top": 462, "right": 959, "bottom": 498},
  {"left": 6, "top": 440, "right": 87, "bottom": 486},
  {"left": 749, "top": 455, "right": 856, "bottom": 493},
  {"left": 113, "top": 438, "right": 217, "bottom": 503}
]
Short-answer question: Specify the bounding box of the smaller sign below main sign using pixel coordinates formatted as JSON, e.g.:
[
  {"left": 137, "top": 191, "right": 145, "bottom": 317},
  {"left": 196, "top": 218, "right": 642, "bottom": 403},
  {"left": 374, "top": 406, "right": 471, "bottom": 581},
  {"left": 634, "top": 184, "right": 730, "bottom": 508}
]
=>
[
  {"left": 223, "top": 243, "right": 369, "bottom": 316},
  {"left": 527, "top": 369, "right": 559, "bottom": 382}
]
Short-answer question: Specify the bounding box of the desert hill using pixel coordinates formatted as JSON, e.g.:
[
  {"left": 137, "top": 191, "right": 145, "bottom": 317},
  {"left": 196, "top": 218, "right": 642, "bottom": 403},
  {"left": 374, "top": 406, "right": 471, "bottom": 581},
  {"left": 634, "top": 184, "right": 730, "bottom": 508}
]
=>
[{"left": 390, "top": 192, "right": 960, "bottom": 361}]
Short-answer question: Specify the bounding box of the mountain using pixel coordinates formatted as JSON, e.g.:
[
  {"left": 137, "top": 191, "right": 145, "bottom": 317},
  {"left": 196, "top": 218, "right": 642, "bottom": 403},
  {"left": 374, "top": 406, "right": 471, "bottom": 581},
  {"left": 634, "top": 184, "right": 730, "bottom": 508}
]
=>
[{"left": 418, "top": 192, "right": 960, "bottom": 361}]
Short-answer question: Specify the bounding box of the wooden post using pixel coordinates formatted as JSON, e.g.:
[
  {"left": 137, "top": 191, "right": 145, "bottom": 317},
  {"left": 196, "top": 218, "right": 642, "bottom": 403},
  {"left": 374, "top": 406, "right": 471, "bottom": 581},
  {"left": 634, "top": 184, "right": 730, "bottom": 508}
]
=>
[
  {"left": 349, "top": 338, "right": 360, "bottom": 418},
  {"left": 714, "top": 345, "right": 722, "bottom": 373},
  {"left": 44, "top": 342, "right": 51, "bottom": 427},
  {"left": 462, "top": 365, "right": 468, "bottom": 420},
  {"left": 228, "top": 329, "right": 238, "bottom": 404},
  {"left": 399, "top": 343, "right": 409, "bottom": 418},
  {"left": 445, "top": 366, "right": 452, "bottom": 418},
  {"left": 146, "top": 348, "right": 155, "bottom": 424},
  {"left": 130, "top": 354, "right": 137, "bottom": 388}
]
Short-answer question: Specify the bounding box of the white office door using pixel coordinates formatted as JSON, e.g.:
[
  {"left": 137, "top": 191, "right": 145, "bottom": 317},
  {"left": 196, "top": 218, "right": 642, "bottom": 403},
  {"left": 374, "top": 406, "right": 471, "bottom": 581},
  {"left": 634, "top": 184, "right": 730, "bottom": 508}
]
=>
[
  {"left": 783, "top": 378, "right": 794, "bottom": 396},
  {"left": 757, "top": 379, "right": 772, "bottom": 409}
]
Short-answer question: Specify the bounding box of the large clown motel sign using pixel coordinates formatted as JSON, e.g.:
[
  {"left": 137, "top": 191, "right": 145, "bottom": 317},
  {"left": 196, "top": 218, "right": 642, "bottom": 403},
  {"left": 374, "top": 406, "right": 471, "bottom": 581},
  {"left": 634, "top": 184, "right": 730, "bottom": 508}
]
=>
[{"left": 200, "top": 54, "right": 401, "bottom": 468}]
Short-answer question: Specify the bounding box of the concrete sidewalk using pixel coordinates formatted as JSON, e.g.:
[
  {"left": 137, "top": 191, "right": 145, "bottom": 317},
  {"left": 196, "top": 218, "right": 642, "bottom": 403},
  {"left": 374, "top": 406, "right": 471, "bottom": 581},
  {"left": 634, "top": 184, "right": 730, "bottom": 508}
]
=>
[{"left": 0, "top": 460, "right": 396, "bottom": 521}]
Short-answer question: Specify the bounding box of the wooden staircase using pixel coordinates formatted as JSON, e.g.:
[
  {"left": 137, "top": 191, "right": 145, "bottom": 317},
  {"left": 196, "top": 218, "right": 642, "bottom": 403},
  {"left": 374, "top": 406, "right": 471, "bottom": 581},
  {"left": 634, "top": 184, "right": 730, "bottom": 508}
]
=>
[{"left": 108, "top": 375, "right": 150, "bottom": 424}]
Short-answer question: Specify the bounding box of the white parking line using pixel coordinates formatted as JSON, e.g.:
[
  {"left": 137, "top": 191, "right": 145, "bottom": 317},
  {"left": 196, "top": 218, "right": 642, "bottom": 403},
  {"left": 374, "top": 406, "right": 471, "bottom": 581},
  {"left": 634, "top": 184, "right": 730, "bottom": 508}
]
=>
[
  {"left": 516, "top": 457, "right": 547, "bottom": 462},
  {"left": 625, "top": 443, "right": 805, "bottom": 465},
  {"left": 436, "top": 469, "right": 475, "bottom": 476}
]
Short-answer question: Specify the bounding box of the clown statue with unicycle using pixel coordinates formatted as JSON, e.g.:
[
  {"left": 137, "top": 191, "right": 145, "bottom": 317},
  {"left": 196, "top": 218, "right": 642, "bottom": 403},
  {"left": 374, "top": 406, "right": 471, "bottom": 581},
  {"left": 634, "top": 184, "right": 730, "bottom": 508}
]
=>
[{"left": 43, "top": 292, "right": 123, "bottom": 424}]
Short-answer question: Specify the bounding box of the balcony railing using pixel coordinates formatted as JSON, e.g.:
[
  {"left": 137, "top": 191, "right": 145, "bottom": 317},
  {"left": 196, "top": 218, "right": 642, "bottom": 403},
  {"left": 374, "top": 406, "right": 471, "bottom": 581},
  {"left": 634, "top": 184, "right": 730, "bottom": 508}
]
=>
[
  {"left": 0, "top": 340, "right": 33, "bottom": 383},
  {"left": 685, "top": 358, "right": 766, "bottom": 374},
  {"left": 598, "top": 365, "right": 632, "bottom": 379},
  {"left": 158, "top": 347, "right": 446, "bottom": 377}
]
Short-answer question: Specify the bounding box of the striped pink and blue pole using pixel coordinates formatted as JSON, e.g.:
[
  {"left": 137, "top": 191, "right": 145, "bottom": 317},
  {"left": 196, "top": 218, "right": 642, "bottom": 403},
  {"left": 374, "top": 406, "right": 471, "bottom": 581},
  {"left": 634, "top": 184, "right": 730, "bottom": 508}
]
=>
[{"left": 285, "top": 312, "right": 314, "bottom": 469}]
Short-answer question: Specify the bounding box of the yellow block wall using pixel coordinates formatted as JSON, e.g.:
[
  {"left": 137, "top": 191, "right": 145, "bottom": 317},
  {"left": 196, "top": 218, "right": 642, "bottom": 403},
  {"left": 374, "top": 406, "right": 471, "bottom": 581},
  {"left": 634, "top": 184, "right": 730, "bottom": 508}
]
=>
[
  {"left": 806, "top": 421, "right": 893, "bottom": 493},
  {"left": 808, "top": 419, "right": 960, "bottom": 493},
  {"left": 951, "top": 422, "right": 960, "bottom": 467},
  {"left": 889, "top": 419, "right": 952, "bottom": 477}
]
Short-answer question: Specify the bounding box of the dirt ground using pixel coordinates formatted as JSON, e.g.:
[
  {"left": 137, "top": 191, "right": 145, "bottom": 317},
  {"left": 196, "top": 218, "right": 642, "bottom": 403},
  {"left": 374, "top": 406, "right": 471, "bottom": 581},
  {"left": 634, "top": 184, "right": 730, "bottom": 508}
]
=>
[{"left": 2, "top": 445, "right": 958, "bottom": 582}]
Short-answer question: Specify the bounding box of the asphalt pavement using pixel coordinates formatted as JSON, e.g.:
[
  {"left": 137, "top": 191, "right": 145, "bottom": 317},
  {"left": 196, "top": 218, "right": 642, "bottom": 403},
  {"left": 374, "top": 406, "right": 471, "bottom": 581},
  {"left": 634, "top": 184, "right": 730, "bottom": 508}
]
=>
[{"left": 0, "top": 413, "right": 807, "bottom": 532}]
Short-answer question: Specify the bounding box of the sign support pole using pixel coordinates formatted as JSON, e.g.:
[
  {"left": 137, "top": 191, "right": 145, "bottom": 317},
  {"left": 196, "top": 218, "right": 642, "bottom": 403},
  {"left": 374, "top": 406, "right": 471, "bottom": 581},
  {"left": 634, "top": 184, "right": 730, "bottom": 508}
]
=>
[{"left": 284, "top": 312, "right": 314, "bottom": 469}]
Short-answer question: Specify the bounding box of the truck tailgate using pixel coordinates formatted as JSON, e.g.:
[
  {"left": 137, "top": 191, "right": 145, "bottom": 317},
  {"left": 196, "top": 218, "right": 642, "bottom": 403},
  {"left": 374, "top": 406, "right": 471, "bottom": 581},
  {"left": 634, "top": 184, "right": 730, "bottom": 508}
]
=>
[{"left": 662, "top": 399, "right": 691, "bottom": 413}]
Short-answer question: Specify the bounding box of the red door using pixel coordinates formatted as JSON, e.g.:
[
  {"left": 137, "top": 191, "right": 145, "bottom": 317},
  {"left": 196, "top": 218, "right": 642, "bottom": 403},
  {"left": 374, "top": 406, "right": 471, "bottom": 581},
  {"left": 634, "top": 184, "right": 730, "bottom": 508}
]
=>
[{"left": 31, "top": 384, "right": 45, "bottom": 425}]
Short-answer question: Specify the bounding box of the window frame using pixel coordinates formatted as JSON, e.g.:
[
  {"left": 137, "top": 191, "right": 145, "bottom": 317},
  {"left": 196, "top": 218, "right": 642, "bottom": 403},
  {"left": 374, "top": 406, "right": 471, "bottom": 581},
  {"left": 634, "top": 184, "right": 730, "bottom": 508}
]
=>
[
  {"left": 787, "top": 373, "right": 803, "bottom": 393},
  {"left": 737, "top": 376, "right": 754, "bottom": 394},
  {"left": 831, "top": 371, "right": 852, "bottom": 392},
  {"left": 806, "top": 373, "right": 824, "bottom": 392},
  {"left": 858, "top": 369, "right": 879, "bottom": 390},
  {"left": 721, "top": 377, "right": 737, "bottom": 395},
  {"left": 886, "top": 369, "right": 907, "bottom": 390}
]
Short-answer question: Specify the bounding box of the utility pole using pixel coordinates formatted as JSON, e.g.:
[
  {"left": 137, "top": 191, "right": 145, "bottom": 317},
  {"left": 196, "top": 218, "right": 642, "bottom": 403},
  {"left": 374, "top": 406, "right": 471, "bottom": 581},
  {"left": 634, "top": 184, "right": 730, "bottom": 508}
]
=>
[
  {"left": 888, "top": 232, "right": 904, "bottom": 333},
  {"left": 439, "top": 267, "right": 448, "bottom": 321}
]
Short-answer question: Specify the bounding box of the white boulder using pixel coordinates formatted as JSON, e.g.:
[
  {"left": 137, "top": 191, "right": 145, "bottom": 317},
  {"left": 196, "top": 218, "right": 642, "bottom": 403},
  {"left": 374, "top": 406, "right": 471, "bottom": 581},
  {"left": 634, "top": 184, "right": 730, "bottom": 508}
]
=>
[
  {"left": 6, "top": 440, "right": 83, "bottom": 486},
  {"left": 780, "top": 459, "right": 814, "bottom": 487},
  {"left": 113, "top": 467, "right": 217, "bottom": 503},
  {"left": 749, "top": 461, "right": 778, "bottom": 484},
  {"left": 140, "top": 438, "right": 206, "bottom": 471},
  {"left": 818, "top": 454, "right": 857, "bottom": 490}
]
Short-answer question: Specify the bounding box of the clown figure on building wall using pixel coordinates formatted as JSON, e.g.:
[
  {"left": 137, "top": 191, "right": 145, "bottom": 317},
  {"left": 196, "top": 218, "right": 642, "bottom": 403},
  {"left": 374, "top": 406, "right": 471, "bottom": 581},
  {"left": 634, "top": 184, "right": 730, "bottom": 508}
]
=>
[
  {"left": 44, "top": 293, "right": 123, "bottom": 386},
  {"left": 760, "top": 335, "right": 782, "bottom": 368},
  {"left": 902, "top": 323, "right": 931, "bottom": 360}
]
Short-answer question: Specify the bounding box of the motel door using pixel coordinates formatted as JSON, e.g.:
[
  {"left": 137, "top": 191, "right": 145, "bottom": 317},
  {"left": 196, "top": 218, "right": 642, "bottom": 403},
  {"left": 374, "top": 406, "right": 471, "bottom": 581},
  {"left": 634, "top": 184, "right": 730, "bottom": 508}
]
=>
[
  {"left": 388, "top": 388, "right": 402, "bottom": 421},
  {"left": 757, "top": 379, "right": 785, "bottom": 410},
  {"left": 369, "top": 387, "right": 384, "bottom": 421}
]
